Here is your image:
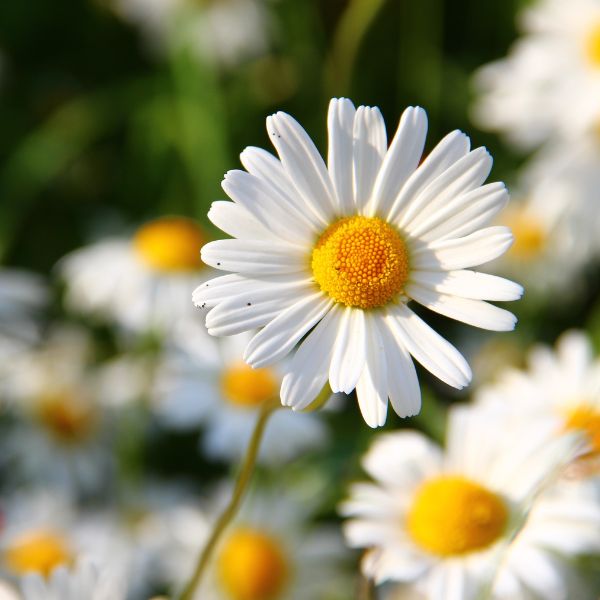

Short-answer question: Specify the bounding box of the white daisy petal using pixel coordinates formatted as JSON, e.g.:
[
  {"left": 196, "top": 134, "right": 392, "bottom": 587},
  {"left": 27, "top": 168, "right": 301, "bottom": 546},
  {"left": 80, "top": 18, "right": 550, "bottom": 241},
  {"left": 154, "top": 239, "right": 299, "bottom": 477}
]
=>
[
  {"left": 21, "top": 560, "right": 127, "bottom": 600},
  {"left": 222, "top": 170, "right": 315, "bottom": 243},
  {"left": 362, "top": 430, "right": 442, "bottom": 488},
  {"left": 239, "top": 145, "right": 328, "bottom": 233},
  {"left": 208, "top": 200, "right": 275, "bottom": 240},
  {"left": 409, "top": 270, "right": 523, "bottom": 301},
  {"left": 376, "top": 319, "right": 421, "bottom": 417},
  {"left": 206, "top": 294, "right": 297, "bottom": 336},
  {"left": 239, "top": 146, "right": 291, "bottom": 197},
  {"left": 405, "top": 181, "right": 509, "bottom": 242},
  {"left": 504, "top": 544, "right": 569, "bottom": 599},
  {"left": 370, "top": 106, "right": 428, "bottom": 217},
  {"left": 201, "top": 239, "right": 306, "bottom": 274},
  {"left": 193, "top": 273, "right": 244, "bottom": 308},
  {"left": 398, "top": 147, "right": 493, "bottom": 230},
  {"left": 353, "top": 105, "right": 387, "bottom": 212},
  {"left": 267, "top": 112, "right": 337, "bottom": 225},
  {"left": 410, "top": 226, "right": 514, "bottom": 271},
  {"left": 427, "top": 562, "right": 478, "bottom": 600},
  {"left": 340, "top": 482, "right": 398, "bottom": 518},
  {"left": 327, "top": 97, "right": 357, "bottom": 214},
  {"left": 343, "top": 517, "right": 396, "bottom": 548},
  {"left": 355, "top": 313, "right": 389, "bottom": 428},
  {"left": 243, "top": 293, "right": 334, "bottom": 368},
  {"left": 193, "top": 273, "right": 311, "bottom": 308},
  {"left": 340, "top": 516, "right": 398, "bottom": 552},
  {"left": 557, "top": 330, "right": 593, "bottom": 375},
  {"left": 386, "top": 129, "right": 471, "bottom": 223},
  {"left": 281, "top": 306, "right": 341, "bottom": 411},
  {"left": 384, "top": 304, "right": 471, "bottom": 389},
  {"left": 360, "top": 547, "right": 425, "bottom": 583},
  {"left": 329, "top": 307, "right": 367, "bottom": 394},
  {"left": 406, "top": 283, "right": 518, "bottom": 331}
]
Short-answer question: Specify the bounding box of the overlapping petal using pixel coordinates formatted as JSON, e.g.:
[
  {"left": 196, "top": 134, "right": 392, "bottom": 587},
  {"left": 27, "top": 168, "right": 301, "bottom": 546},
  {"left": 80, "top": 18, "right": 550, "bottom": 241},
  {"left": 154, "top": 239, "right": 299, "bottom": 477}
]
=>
[{"left": 196, "top": 98, "right": 520, "bottom": 426}]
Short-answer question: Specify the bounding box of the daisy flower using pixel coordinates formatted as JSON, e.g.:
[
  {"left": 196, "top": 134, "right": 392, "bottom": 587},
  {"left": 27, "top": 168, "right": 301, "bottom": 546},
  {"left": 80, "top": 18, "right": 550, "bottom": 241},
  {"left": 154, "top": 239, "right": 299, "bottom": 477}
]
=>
[
  {"left": 107, "top": 0, "right": 270, "bottom": 68},
  {"left": 495, "top": 134, "right": 600, "bottom": 295},
  {"left": 137, "top": 487, "right": 350, "bottom": 600},
  {"left": 0, "top": 490, "right": 132, "bottom": 583},
  {"left": 383, "top": 477, "right": 600, "bottom": 600},
  {"left": 340, "top": 405, "right": 583, "bottom": 599},
  {"left": 153, "top": 332, "right": 328, "bottom": 465},
  {"left": 476, "top": 330, "right": 600, "bottom": 472},
  {"left": 1, "top": 326, "right": 114, "bottom": 491},
  {"left": 194, "top": 98, "right": 522, "bottom": 427},
  {"left": 492, "top": 184, "right": 595, "bottom": 297},
  {"left": 495, "top": 193, "right": 583, "bottom": 297},
  {"left": 472, "top": 0, "right": 600, "bottom": 148},
  {"left": 59, "top": 216, "right": 210, "bottom": 337},
  {"left": 20, "top": 561, "right": 127, "bottom": 600}
]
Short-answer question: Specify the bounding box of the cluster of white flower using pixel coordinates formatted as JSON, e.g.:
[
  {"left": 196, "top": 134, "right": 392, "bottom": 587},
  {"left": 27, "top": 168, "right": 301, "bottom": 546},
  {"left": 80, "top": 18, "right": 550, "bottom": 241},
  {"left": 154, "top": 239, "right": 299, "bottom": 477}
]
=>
[
  {"left": 105, "top": 0, "right": 270, "bottom": 67},
  {"left": 473, "top": 0, "right": 600, "bottom": 296}
]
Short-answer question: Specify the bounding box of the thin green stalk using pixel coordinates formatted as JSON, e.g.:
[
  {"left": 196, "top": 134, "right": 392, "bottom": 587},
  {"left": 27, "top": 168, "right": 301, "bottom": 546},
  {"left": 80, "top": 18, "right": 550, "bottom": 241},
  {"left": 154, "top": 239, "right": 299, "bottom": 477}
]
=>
[
  {"left": 325, "top": 0, "right": 387, "bottom": 96},
  {"left": 178, "top": 400, "right": 278, "bottom": 600}
]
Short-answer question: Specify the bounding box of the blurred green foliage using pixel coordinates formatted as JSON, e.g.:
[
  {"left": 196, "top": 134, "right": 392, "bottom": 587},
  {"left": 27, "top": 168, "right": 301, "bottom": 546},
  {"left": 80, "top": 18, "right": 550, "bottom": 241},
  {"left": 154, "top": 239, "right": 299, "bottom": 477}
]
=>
[{"left": 0, "top": 0, "right": 526, "bottom": 270}]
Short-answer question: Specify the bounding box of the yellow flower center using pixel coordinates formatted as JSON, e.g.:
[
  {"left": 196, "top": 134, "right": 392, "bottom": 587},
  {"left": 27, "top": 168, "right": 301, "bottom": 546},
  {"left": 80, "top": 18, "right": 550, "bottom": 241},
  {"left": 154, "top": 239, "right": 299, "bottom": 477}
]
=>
[
  {"left": 220, "top": 362, "right": 279, "bottom": 408},
  {"left": 564, "top": 404, "right": 600, "bottom": 453},
  {"left": 4, "top": 530, "right": 72, "bottom": 576},
  {"left": 217, "top": 527, "right": 289, "bottom": 600},
  {"left": 311, "top": 216, "right": 409, "bottom": 309},
  {"left": 585, "top": 22, "right": 600, "bottom": 67},
  {"left": 406, "top": 476, "right": 509, "bottom": 557},
  {"left": 133, "top": 217, "right": 205, "bottom": 273},
  {"left": 504, "top": 209, "right": 546, "bottom": 261},
  {"left": 36, "top": 392, "right": 97, "bottom": 443}
]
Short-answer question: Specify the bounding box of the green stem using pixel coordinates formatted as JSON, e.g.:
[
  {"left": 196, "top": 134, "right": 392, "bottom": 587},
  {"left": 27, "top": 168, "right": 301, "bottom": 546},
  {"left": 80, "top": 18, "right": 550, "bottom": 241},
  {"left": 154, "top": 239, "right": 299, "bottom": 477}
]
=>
[
  {"left": 325, "top": 0, "right": 387, "bottom": 96},
  {"left": 178, "top": 401, "right": 278, "bottom": 600}
]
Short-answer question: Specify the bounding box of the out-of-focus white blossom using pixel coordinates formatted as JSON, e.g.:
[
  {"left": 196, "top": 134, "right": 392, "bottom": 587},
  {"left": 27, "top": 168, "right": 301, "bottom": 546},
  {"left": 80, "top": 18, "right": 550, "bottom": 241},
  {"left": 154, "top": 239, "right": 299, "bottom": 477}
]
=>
[
  {"left": 341, "top": 405, "right": 583, "bottom": 599},
  {"left": 1, "top": 326, "right": 114, "bottom": 491},
  {"left": 136, "top": 486, "right": 350, "bottom": 600},
  {"left": 20, "top": 561, "right": 127, "bottom": 600},
  {"left": 109, "top": 0, "right": 271, "bottom": 67},
  {"left": 59, "top": 217, "right": 210, "bottom": 339},
  {"left": 473, "top": 0, "right": 600, "bottom": 148},
  {"left": 153, "top": 331, "right": 328, "bottom": 465}
]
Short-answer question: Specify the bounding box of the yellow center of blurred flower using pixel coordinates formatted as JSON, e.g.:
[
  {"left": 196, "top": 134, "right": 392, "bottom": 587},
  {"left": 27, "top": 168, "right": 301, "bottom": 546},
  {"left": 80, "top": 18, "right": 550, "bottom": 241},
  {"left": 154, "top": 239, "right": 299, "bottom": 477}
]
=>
[
  {"left": 220, "top": 362, "right": 279, "bottom": 408},
  {"left": 585, "top": 22, "right": 600, "bottom": 66},
  {"left": 36, "top": 391, "right": 97, "bottom": 443},
  {"left": 564, "top": 404, "right": 600, "bottom": 453},
  {"left": 505, "top": 209, "right": 546, "bottom": 260},
  {"left": 406, "top": 476, "right": 508, "bottom": 556},
  {"left": 218, "top": 527, "right": 289, "bottom": 600},
  {"left": 311, "top": 216, "right": 409, "bottom": 309},
  {"left": 133, "top": 217, "right": 205, "bottom": 273},
  {"left": 4, "top": 530, "right": 72, "bottom": 577}
]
